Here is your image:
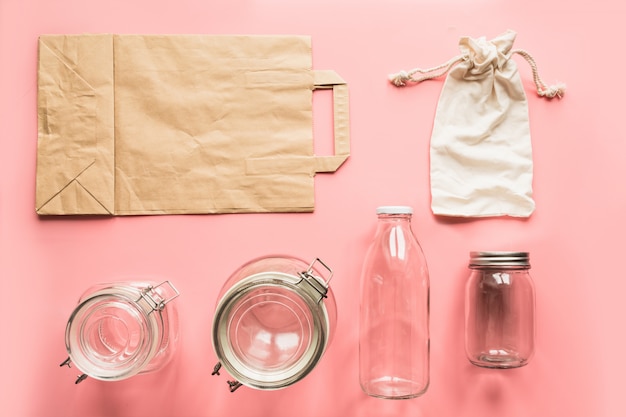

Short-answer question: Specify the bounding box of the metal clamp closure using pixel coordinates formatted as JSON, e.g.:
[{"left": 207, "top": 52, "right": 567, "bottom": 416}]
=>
[
  {"left": 59, "top": 357, "right": 88, "bottom": 384},
  {"left": 138, "top": 281, "right": 180, "bottom": 313},
  {"left": 212, "top": 362, "right": 243, "bottom": 392},
  {"left": 297, "top": 258, "right": 333, "bottom": 304}
]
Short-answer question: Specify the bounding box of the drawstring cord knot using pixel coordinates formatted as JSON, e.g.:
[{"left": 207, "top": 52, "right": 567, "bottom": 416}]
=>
[
  {"left": 538, "top": 82, "right": 566, "bottom": 99},
  {"left": 389, "top": 70, "right": 411, "bottom": 87},
  {"left": 511, "top": 49, "right": 565, "bottom": 99}
]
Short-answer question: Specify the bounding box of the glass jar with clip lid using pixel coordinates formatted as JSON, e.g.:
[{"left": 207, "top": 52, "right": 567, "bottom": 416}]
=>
[
  {"left": 60, "top": 280, "right": 180, "bottom": 383},
  {"left": 211, "top": 256, "right": 337, "bottom": 392}
]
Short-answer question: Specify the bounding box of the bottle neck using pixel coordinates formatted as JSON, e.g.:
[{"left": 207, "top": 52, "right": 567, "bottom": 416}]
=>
[
  {"left": 374, "top": 214, "right": 414, "bottom": 247},
  {"left": 376, "top": 213, "right": 412, "bottom": 228},
  {"left": 377, "top": 213, "right": 412, "bottom": 221}
]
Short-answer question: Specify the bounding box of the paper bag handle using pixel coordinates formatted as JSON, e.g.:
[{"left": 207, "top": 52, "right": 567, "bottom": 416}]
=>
[
  {"left": 245, "top": 70, "right": 350, "bottom": 176},
  {"left": 312, "top": 70, "right": 350, "bottom": 173}
]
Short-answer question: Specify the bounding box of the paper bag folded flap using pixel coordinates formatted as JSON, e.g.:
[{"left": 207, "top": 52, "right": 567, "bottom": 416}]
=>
[{"left": 36, "top": 34, "right": 115, "bottom": 215}]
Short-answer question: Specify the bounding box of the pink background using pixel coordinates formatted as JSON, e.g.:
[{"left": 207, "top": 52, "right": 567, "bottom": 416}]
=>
[{"left": 1, "top": 0, "right": 623, "bottom": 416}]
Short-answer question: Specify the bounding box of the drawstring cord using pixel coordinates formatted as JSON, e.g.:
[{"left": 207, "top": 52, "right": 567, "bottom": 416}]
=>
[
  {"left": 389, "top": 49, "right": 565, "bottom": 99},
  {"left": 510, "top": 49, "right": 565, "bottom": 99},
  {"left": 388, "top": 55, "right": 465, "bottom": 87}
]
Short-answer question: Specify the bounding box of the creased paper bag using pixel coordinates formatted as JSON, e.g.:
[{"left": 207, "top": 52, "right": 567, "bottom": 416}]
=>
[{"left": 36, "top": 34, "right": 350, "bottom": 215}]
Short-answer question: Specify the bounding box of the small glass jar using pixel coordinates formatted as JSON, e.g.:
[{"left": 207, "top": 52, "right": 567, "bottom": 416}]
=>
[
  {"left": 211, "top": 256, "right": 336, "bottom": 392},
  {"left": 465, "top": 252, "right": 535, "bottom": 369},
  {"left": 61, "top": 281, "right": 180, "bottom": 383}
]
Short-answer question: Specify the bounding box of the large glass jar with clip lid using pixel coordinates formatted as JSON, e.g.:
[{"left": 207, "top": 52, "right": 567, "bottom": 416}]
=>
[
  {"left": 465, "top": 251, "right": 535, "bottom": 368},
  {"left": 211, "top": 255, "right": 337, "bottom": 392},
  {"left": 60, "top": 281, "right": 180, "bottom": 383}
]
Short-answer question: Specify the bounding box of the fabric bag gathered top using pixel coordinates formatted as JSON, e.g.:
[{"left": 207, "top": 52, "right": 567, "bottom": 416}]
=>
[
  {"left": 36, "top": 34, "right": 350, "bottom": 216},
  {"left": 389, "top": 30, "right": 564, "bottom": 218}
]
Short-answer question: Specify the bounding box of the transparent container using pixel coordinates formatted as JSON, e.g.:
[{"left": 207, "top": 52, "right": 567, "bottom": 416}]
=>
[
  {"left": 359, "top": 206, "right": 430, "bottom": 399},
  {"left": 211, "top": 255, "right": 336, "bottom": 392},
  {"left": 60, "top": 281, "right": 180, "bottom": 383},
  {"left": 465, "top": 251, "right": 535, "bottom": 368}
]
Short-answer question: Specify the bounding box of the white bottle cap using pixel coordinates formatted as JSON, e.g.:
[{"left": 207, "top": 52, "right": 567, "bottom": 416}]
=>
[{"left": 376, "top": 206, "right": 414, "bottom": 215}]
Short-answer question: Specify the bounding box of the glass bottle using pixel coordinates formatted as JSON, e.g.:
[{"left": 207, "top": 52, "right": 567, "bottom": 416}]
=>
[
  {"left": 465, "top": 251, "right": 535, "bottom": 368},
  {"left": 359, "top": 206, "right": 430, "bottom": 399},
  {"left": 61, "top": 281, "right": 180, "bottom": 383}
]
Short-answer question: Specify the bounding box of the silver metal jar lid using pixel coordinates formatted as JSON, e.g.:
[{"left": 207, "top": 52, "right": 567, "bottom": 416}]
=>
[{"left": 469, "top": 251, "right": 530, "bottom": 268}]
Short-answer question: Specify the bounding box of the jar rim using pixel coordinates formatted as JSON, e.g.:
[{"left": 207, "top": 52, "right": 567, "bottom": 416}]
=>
[{"left": 65, "top": 288, "right": 162, "bottom": 381}]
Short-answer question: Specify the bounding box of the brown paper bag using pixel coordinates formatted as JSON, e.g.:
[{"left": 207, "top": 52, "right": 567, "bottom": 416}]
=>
[{"left": 36, "top": 34, "right": 350, "bottom": 215}]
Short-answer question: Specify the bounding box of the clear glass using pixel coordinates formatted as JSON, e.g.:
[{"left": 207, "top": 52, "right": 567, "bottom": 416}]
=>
[
  {"left": 64, "top": 281, "right": 180, "bottom": 381},
  {"left": 465, "top": 252, "right": 535, "bottom": 368},
  {"left": 359, "top": 206, "right": 430, "bottom": 399},
  {"left": 212, "top": 255, "right": 336, "bottom": 391}
]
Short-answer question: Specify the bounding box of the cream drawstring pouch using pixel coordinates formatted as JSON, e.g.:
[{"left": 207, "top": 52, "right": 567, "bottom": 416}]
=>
[{"left": 390, "top": 30, "right": 564, "bottom": 218}]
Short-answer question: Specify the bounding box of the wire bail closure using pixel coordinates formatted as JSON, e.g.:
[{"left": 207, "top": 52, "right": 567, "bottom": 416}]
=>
[
  {"left": 297, "top": 257, "right": 334, "bottom": 303},
  {"left": 139, "top": 280, "right": 180, "bottom": 313},
  {"left": 59, "top": 357, "right": 88, "bottom": 384}
]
